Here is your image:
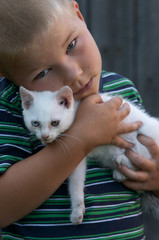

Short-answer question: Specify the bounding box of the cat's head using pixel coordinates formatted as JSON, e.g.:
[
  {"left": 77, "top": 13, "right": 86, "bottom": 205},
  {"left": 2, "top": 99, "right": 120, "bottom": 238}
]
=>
[{"left": 20, "top": 86, "right": 75, "bottom": 144}]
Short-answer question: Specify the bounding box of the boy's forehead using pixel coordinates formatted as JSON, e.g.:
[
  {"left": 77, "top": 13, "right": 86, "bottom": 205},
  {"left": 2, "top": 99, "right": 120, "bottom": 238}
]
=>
[{"left": 13, "top": 13, "right": 79, "bottom": 68}]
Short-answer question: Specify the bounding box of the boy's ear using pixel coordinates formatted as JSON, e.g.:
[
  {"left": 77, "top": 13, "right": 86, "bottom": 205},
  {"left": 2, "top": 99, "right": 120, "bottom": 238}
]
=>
[{"left": 71, "top": 1, "right": 85, "bottom": 23}]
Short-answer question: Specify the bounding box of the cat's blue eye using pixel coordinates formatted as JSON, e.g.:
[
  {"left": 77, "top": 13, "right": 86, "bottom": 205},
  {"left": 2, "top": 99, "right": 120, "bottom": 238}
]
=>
[
  {"left": 35, "top": 69, "right": 50, "bottom": 79},
  {"left": 31, "top": 121, "right": 40, "bottom": 127},
  {"left": 67, "top": 39, "right": 76, "bottom": 53},
  {"left": 51, "top": 120, "right": 60, "bottom": 127}
]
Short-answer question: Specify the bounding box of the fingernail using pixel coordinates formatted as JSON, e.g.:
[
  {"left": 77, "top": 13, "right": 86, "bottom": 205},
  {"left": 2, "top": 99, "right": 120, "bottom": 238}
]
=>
[
  {"left": 130, "top": 143, "right": 134, "bottom": 147},
  {"left": 125, "top": 148, "right": 132, "bottom": 155},
  {"left": 138, "top": 134, "right": 148, "bottom": 143},
  {"left": 127, "top": 142, "right": 134, "bottom": 149}
]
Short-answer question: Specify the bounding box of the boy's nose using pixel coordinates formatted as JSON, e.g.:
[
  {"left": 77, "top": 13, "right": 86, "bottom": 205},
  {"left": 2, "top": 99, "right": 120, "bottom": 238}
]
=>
[{"left": 62, "top": 59, "right": 83, "bottom": 85}]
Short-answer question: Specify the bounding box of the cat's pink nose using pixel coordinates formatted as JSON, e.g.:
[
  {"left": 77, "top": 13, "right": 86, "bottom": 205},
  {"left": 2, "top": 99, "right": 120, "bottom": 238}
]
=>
[{"left": 42, "top": 135, "right": 49, "bottom": 140}]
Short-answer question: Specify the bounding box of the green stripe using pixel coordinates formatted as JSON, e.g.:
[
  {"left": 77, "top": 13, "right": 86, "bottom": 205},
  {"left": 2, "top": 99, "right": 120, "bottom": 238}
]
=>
[
  {"left": 0, "top": 138, "right": 30, "bottom": 146},
  {"left": 3, "top": 226, "right": 144, "bottom": 240},
  {"left": 0, "top": 98, "right": 21, "bottom": 112}
]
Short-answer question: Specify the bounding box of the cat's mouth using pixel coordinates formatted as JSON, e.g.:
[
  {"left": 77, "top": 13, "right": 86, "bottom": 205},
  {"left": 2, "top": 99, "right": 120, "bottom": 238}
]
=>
[{"left": 41, "top": 139, "right": 53, "bottom": 144}]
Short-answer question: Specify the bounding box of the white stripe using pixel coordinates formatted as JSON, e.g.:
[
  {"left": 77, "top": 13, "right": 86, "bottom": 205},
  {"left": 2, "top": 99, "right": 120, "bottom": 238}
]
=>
[
  {"left": 109, "top": 86, "right": 137, "bottom": 95},
  {"left": 86, "top": 167, "right": 105, "bottom": 171},
  {"left": 0, "top": 163, "right": 11, "bottom": 167},
  {"left": 1, "top": 234, "right": 24, "bottom": 240},
  {"left": 0, "top": 123, "right": 24, "bottom": 129},
  {"left": 76, "top": 227, "right": 144, "bottom": 240},
  {"left": 102, "top": 72, "right": 116, "bottom": 78},
  {"left": 0, "top": 134, "right": 29, "bottom": 140},
  {"left": 11, "top": 95, "right": 20, "bottom": 103},
  {"left": 34, "top": 199, "right": 140, "bottom": 213},
  {"left": 85, "top": 180, "right": 115, "bottom": 187},
  {"left": 0, "top": 108, "right": 22, "bottom": 118},
  {"left": 13, "top": 211, "right": 142, "bottom": 227},
  {"left": 2, "top": 232, "right": 145, "bottom": 240},
  {"left": 0, "top": 154, "right": 21, "bottom": 159},
  {"left": 0, "top": 77, "right": 5, "bottom": 83},
  {"left": 0, "top": 143, "right": 32, "bottom": 153},
  {"left": 1, "top": 86, "right": 13, "bottom": 97},
  {"left": 104, "top": 79, "right": 131, "bottom": 86},
  {"left": 106, "top": 79, "right": 130, "bottom": 86}
]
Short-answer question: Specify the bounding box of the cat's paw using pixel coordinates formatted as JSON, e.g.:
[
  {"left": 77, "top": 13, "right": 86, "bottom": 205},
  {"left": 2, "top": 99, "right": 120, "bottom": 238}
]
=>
[
  {"left": 113, "top": 169, "right": 127, "bottom": 182},
  {"left": 114, "top": 155, "right": 134, "bottom": 169},
  {"left": 70, "top": 202, "right": 85, "bottom": 225},
  {"left": 114, "top": 155, "right": 128, "bottom": 166}
]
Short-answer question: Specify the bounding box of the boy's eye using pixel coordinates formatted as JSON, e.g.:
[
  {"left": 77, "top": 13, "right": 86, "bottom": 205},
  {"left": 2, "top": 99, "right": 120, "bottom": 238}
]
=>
[
  {"left": 31, "top": 121, "right": 40, "bottom": 127},
  {"left": 67, "top": 39, "right": 76, "bottom": 52},
  {"left": 35, "top": 69, "right": 50, "bottom": 79}
]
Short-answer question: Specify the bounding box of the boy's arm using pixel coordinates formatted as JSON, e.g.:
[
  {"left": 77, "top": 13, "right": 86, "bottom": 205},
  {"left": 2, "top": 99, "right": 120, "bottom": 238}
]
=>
[{"left": 0, "top": 94, "right": 141, "bottom": 227}]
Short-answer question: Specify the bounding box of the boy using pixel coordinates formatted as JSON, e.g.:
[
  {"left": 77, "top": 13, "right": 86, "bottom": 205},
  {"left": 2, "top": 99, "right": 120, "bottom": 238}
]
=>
[{"left": 0, "top": 0, "right": 159, "bottom": 239}]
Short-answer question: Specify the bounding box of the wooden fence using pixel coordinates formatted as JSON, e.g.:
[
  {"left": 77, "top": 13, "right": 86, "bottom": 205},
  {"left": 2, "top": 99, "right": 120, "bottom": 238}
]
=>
[{"left": 78, "top": 0, "right": 159, "bottom": 117}]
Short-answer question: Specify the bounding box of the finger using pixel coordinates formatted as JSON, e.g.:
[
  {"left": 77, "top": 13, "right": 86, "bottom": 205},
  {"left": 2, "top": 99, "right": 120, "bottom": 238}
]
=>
[
  {"left": 108, "top": 96, "right": 123, "bottom": 110},
  {"left": 117, "top": 102, "right": 130, "bottom": 120},
  {"left": 138, "top": 135, "right": 159, "bottom": 159},
  {"left": 123, "top": 179, "right": 147, "bottom": 191},
  {"left": 118, "top": 164, "right": 148, "bottom": 182},
  {"left": 125, "top": 149, "right": 154, "bottom": 171},
  {"left": 88, "top": 94, "right": 103, "bottom": 104},
  {"left": 112, "top": 136, "right": 134, "bottom": 149},
  {"left": 118, "top": 121, "right": 143, "bottom": 135}
]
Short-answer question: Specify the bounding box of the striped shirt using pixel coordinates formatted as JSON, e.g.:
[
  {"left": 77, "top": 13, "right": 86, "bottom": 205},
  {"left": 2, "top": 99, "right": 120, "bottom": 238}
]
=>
[{"left": 1, "top": 71, "right": 145, "bottom": 240}]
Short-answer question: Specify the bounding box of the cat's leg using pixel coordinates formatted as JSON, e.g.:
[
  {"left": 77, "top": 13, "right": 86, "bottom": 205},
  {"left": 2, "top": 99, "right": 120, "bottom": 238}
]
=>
[
  {"left": 113, "top": 168, "right": 127, "bottom": 182},
  {"left": 68, "top": 158, "right": 86, "bottom": 225}
]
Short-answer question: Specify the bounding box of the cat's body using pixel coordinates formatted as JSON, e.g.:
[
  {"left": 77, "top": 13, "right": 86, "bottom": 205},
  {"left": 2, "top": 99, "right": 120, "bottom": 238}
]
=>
[{"left": 20, "top": 86, "right": 159, "bottom": 224}]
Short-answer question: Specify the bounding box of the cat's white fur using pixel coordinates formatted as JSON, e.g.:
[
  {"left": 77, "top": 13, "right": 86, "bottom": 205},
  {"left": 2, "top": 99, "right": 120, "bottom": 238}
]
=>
[{"left": 20, "top": 86, "right": 159, "bottom": 224}]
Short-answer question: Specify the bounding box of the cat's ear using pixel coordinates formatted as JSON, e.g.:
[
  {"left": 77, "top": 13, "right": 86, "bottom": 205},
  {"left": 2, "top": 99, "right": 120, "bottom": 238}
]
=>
[
  {"left": 19, "top": 86, "right": 34, "bottom": 110},
  {"left": 56, "top": 86, "right": 73, "bottom": 109}
]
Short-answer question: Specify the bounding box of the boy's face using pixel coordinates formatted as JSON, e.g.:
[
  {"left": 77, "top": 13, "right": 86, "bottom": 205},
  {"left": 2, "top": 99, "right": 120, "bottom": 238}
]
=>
[{"left": 8, "top": 2, "right": 102, "bottom": 101}]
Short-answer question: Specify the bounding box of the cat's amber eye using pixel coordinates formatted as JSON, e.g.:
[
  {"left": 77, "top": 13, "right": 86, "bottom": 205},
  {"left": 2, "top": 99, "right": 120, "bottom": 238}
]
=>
[
  {"left": 51, "top": 120, "right": 60, "bottom": 127},
  {"left": 31, "top": 121, "right": 40, "bottom": 127}
]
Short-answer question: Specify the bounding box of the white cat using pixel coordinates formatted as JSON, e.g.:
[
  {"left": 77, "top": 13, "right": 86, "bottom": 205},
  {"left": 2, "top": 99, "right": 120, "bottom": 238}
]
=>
[{"left": 20, "top": 85, "right": 159, "bottom": 224}]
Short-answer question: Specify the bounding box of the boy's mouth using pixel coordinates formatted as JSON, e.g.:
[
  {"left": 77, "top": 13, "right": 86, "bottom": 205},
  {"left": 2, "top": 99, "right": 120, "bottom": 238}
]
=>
[{"left": 74, "top": 78, "right": 93, "bottom": 96}]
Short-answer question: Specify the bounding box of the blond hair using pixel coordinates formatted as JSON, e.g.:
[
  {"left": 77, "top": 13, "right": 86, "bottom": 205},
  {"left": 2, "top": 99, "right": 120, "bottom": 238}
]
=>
[{"left": 0, "top": 0, "right": 74, "bottom": 75}]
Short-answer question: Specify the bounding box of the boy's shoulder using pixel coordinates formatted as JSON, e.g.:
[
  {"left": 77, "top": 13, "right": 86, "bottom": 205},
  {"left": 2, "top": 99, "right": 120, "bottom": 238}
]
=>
[
  {"left": 99, "top": 70, "right": 143, "bottom": 107},
  {"left": 0, "top": 77, "right": 21, "bottom": 109},
  {"left": 99, "top": 71, "right": 135, "bottom": 93}
]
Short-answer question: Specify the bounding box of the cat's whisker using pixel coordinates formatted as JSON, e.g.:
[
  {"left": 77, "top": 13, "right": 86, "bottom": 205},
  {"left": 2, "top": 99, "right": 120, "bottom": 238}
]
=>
[
  {"left": 53, "top": 133, "right": 82, "bottom": 156},
  {"left": 54, "top": 137, "right": 70, "bottom": 154},
  {"left": 59, "top": 133, "right": 82, "bottom": 144}
]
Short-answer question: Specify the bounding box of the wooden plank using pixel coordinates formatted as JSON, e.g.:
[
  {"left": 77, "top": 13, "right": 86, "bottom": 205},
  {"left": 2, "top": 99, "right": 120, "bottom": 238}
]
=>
[
  {"left": 77, "top": 0, "right": 88, "bottom": 20},
  {"left": 78, "top": 1, "right": 137, "bottom": 82},
  {"left": 90, "top": 1, "right": 134, "bottom": 78},
  {"left": 136, "top": 0, "right": 159, "bottom": 116}
]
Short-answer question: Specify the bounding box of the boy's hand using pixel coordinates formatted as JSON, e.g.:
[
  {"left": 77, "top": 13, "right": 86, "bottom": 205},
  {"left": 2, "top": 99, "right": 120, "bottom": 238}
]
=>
[
  {"left": 70, "top": 94, "right": 141, "bottom": 153},
  {"left": 118, "top": 135, "right": 159, "bottom": 196},
  {"left": 111, "top": 118, "right": 142, "bottom": 149}
]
